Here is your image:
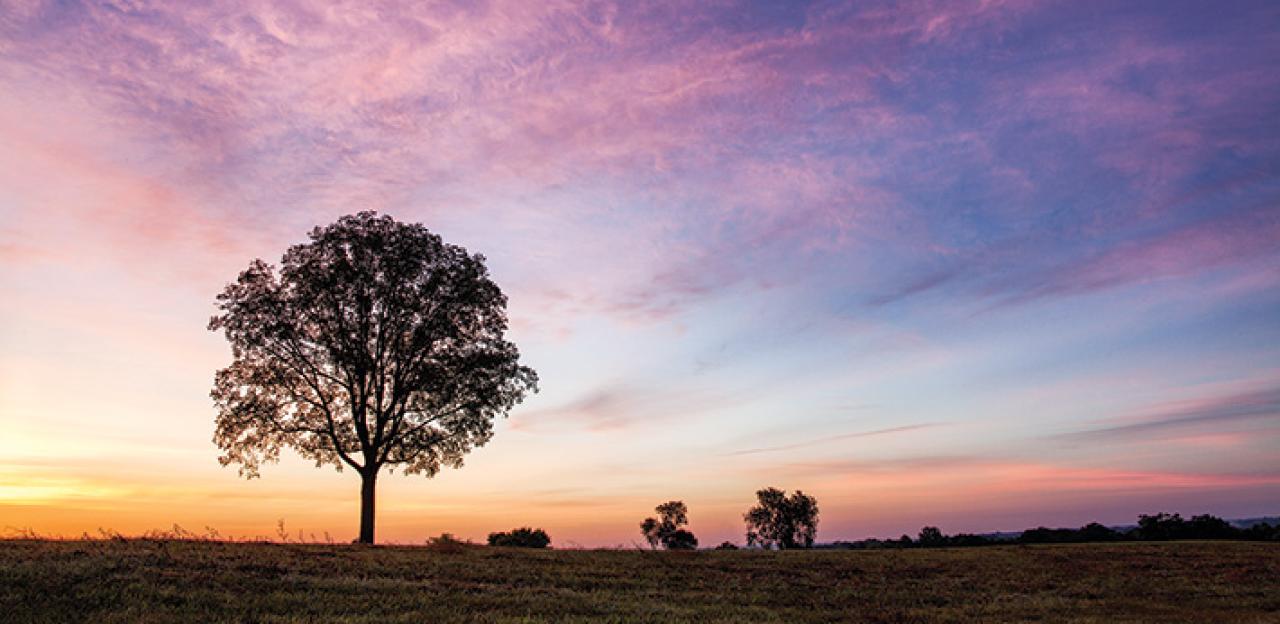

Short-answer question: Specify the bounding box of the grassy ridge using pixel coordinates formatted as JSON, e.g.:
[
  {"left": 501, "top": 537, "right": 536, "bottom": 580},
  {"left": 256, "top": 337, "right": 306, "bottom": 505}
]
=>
[{"left": 1, "top": 540, "right": 1277, "bottom": 622}]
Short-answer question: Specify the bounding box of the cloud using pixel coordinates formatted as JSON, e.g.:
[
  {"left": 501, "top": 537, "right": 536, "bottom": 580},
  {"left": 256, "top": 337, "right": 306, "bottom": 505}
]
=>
[
  {"left": 865, "top": 195, "right": 1280, "bottom": 311},
  {"left": 725, "top": 423, "right": 943, "bottom": 456},
  {"left": 0, "top": 0, "right": 1093, "bottom": 323},
  {"left": 1059, "top": 384, "right": 1280, "bottom": 442},
  {"left": 5, "top": 0, "right": 1277, "bottom": 327},
  {"left": 510, "top": 381, "right": 746, "bottom": 432}
]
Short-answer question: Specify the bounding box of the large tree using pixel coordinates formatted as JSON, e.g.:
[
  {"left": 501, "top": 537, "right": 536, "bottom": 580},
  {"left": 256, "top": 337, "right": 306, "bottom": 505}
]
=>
[{"left": 209, "top": 212, "right": 537, "bottom": 544}]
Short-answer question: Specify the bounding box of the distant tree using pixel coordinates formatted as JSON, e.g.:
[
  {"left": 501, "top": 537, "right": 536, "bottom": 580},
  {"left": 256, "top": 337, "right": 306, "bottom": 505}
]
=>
[
  {"left": 743, "top": 487, "right": 819, "bottom": 549},
  {"left": 1241, "top": 522, "right": 1279, "bottom": 541},
  {"left": 1078, "top": 522, "right": 1120, "bottom": 541},
  {"left": 640, "top": 517, "right": 662, "bottom": 549},
  {"left": 665, "top": 529, "right": 699, "bottom": 550},
  {"left": 1186, "top": 514, "right": 1234, "bottom": 539},
  {"left": 209, "top": 212, "right": 538, "bottom": 544},
  {"left": 917, "top": 526, "right": 945, "bottom": 547},
  {"left": 1135, "top": 513, "right": 1183, "bottom": 540},
  {"left": 714, "top": 541, "right": 739, "bottom": 550},
  {"left": 488, "top": 527, "right": 551, "bottom": 548},
  {"left": 640, "top": 500, "right": 698, "bottom": 550},
  {"left": 948, "top": 533, "right": 995, "bottom": 547},
  {"left": 1021, "top": 526, "right": 1096, "bottom": 544}
]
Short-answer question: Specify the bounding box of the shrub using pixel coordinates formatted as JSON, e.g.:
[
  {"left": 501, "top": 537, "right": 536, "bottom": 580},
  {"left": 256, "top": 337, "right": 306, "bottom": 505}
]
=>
[
  {"left": 425, "top": 533, "right": 475, "bottom": 553},
  {"left": 664, "top": 529, "right": 698, "bottom": 550},
  {"left": 487, "top": 527, "right": 551, "bottom": 548}
]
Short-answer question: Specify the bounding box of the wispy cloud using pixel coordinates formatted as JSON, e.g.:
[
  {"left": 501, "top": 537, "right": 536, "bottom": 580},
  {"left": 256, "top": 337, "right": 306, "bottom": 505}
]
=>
[
  {"left": 725, "top": 423, "right": 943, "bottom": 456},
  {"left": 10, "top": 0, "right": 1274, "bottom": 321},
  {"left": 1059, "top": 384, "right": 1280, "bottom": 442}
]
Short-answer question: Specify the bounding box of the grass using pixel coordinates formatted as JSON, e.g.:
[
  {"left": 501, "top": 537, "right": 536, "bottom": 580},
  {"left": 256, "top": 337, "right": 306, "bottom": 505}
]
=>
[{"left": 1, "top": 539, "right": 1277, "bottom": 622}]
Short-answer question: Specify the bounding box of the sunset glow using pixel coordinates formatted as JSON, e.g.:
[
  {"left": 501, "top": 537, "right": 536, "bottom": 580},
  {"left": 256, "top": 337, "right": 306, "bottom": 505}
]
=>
[{"left": 2, "top": 1, "right": 1278, "bottom": 546}]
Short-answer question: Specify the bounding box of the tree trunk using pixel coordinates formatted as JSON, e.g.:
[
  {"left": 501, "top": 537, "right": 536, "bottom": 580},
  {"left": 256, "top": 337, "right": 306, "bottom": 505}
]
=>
[{"left": 358, "top": 470, "right": 377, "bottom": 544}]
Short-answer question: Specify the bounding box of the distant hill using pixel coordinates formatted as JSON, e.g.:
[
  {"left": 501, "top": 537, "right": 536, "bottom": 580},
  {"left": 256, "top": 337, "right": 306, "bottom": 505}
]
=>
[{"left": 1229, "top": 517, "right": 1280, "bottom": 529}]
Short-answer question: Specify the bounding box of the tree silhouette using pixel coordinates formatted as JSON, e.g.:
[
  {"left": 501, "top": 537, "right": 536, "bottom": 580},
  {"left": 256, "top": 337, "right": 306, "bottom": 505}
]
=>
[
  {"left": 487, "top": 527, "right": 551, "bottom": 548},
  {"left": 664, "top": 529, "right": 698, "bottom": 550},
  {"left": 744, "top": 487, "right": 818, "bottom": 549},
  {"left": 917, "top": 526, "right": 945, "bottom": 547},
  {"left": 209, "top": 212, "right": 537, "bottom": 544},
  {"left": 640, "top": 500, "right": 697, "bottom": 550}
]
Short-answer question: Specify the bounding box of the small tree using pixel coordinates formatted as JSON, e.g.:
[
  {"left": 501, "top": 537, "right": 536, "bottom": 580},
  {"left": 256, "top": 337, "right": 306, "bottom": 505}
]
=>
[
  {"left": 209, "top": 212, "right": 538, "bottom": 544},
  {"left": 917, "top": 526, "right": 945, "bottom": 547},
  {"left": 488, "top": 527, "right": 551, "bottom": 548},
  {"left": 640, "top": 500, "right": 698, "bottom": 550},
  {"left": 744, "top": 487, "right": 818, "bottom": 549}
]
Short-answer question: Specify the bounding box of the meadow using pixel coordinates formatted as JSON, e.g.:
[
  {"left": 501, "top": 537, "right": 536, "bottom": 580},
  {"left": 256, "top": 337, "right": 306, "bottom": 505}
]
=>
[{"left": 1, "top": 539, "right": 1276, "bottom": 623}]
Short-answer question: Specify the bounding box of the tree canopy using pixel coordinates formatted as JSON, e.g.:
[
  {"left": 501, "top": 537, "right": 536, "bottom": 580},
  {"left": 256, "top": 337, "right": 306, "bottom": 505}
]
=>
[
  {"left": 487, "top": 527, "right": 551, "bottom": 548},
  {"left": 209, "top": 212, "right": 537, "bottom": 543},
  {"left": 744, "top": 487, "right": 818, "bottom": 549},
  {"left": 640, "top": 500, "right": 698, "bottom": 550}
]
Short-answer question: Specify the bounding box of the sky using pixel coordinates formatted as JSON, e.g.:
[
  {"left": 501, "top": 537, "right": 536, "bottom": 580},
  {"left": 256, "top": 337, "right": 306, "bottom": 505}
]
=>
[{"left": 1, "top": 0, "right": 1278, "bottom": 546}]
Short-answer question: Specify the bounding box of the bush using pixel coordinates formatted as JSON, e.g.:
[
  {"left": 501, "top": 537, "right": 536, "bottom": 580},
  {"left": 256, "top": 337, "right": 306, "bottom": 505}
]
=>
[
  {"left": 664, "top": 529, "right": 698, "bottom": 550},
  {"left": 425, "top": 533, "right": 476, "bottom": 553},
  {"left": 714, "top": 541, "right": 738, "bottom": 550},
  {"left": 487, "top": 527, "right": 551, "bottom": 548}
]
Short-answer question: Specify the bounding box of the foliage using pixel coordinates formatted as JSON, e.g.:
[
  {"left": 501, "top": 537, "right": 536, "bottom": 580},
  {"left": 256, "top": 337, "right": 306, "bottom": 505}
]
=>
[
  {"left": 744, "top": 487, "right": 819, "bottom": 549},
  {"left": 1020, "top": 523, "right": 1120, "bottom": 544},
  {"left": 425, "top": 533, "right": 478, "bottom": 553},
  {"left": 640, "top": 500, "right": 698, "bottom": 550},
  {"left": 208, "top": 212, "right": 537, "bottom": 542},
  {"left": 917, "top": 526, "right": 945, "bottom": 547},
  {"left": 713, "top": 541, "right": 739, "bottom": 550},
  {"left": 488, "top": 527, "right": 551, "bottom": 548},
  {"left": 1135, "top": 512, "right": 1235, "bottom": 540},
  {"left": 1018, "top": 513, "right": 1260, "bottom": 544},
  {"left": 664, "top": 529, "right": 698, "bottom": 550},
  {"left": 1240, "top": 522, "right": 1280, "bottom": 541},
  {"left": 829, "top": 513, "right": 1277, "bottom": 549},
  {"left": 4, "top": 540, "right": 1279, "bottom": 622}
]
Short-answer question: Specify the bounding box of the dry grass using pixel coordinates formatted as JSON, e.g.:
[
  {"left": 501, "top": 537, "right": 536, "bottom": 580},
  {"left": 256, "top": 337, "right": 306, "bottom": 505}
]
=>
[{"left": 1, "top": 539, "right": 1277, "bottom": 622}]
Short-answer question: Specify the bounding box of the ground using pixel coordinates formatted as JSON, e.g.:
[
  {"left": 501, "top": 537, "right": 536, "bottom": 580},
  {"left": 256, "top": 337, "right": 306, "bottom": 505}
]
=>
[{"left": 1, "top": 539, "right": 1277, "bottom": 622}]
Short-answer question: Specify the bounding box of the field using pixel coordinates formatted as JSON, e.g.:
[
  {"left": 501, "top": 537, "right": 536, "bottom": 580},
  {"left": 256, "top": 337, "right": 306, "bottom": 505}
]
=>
[{"left": 1, "top": 539, "right": 1277, "bottom": 623}]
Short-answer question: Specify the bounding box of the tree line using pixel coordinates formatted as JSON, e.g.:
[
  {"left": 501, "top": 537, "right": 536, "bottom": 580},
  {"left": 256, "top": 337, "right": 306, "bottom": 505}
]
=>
[
  {"left": 483, "top": 510, "right": 1277, "bottom": 551},
  {"left": 827, "top": 512, "right": 1280, "bottom": 550}
]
